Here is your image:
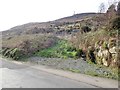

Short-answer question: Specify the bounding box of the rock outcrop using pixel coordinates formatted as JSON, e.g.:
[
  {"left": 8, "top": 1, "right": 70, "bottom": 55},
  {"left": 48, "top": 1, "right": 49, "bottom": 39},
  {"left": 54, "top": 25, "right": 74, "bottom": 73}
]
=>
[{"left": 94, "top": 39, "right": 118, "bottom": 67}]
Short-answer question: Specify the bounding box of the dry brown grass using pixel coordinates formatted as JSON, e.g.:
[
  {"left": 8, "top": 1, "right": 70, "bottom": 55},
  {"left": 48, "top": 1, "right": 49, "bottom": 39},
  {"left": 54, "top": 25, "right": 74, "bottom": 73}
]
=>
[
  {"left": 71, "top": 29, "right": 110, "bottom": 50},
  {"left": 2, "top": 34, "right": 56, "bottom": 48}
]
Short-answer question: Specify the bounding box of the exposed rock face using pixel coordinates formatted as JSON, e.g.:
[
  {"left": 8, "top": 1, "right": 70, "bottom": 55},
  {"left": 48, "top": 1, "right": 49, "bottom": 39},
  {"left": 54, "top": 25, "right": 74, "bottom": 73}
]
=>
[
  {"left": 109, "top": 47, "right": 116, "bottom": 54},
  {"left": 109, "top": 47, "right": 117, "bottom": 67},
  {"left": 102, "top": 50, "right": 111, "bottom": 66},
  {"left": 95, "top": 41, "right": 118, "bottom": 67},
  {"left": 102, "top": 58, "right": 108, "bottom": 66}
]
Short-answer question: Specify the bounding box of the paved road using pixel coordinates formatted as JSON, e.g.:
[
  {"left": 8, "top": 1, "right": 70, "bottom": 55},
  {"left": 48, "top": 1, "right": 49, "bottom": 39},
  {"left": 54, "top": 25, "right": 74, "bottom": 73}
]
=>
[
  {"left": 0, "top": 59, "right": 97, "bottom": 88},
  {"left": 0, "top": 58, "right": 118, "bottom": 88}
]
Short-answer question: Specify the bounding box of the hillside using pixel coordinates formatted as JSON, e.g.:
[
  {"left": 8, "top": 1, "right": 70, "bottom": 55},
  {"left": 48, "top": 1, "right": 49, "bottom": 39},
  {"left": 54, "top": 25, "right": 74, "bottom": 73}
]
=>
[
  {"left": 1, "top": 12, "right": 107, "bottom": 61},
  {"left": 1, "top": 6, "right": 120, "bottom": 80},
  {"left": 2, "top": 13, "right": 99, "bottom": 37},
  {"left": 54, "top": 13, "right": 98, "bottom": 22}
]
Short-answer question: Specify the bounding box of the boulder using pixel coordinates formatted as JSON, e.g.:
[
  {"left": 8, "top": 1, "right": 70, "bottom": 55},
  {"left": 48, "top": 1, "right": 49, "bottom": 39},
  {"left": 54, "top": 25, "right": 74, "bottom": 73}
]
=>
[
  {"left": 102, "top": 58, "right": 109, "bottom": 66},
  {"left": 102, "top": 50, "right": 109, "bottom": 58},
  {"left": 97, "top": 49, "right": 103, "bottom": 57},
  {"left": 109, "top": 47, "right": 116, "bottom": 54}
]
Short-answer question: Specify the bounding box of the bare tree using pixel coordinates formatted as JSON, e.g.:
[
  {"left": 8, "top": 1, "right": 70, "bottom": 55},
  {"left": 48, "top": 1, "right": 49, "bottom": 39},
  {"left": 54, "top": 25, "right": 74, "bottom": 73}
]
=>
[
  {"left": 108, "top": 0, "right": 119, "bottom": 9},
  {"left": 117, "top": 1, "right": 120, "bottom": 15},
  {"left": 99, "top": 3, "right": 106, "bottom": 13}
]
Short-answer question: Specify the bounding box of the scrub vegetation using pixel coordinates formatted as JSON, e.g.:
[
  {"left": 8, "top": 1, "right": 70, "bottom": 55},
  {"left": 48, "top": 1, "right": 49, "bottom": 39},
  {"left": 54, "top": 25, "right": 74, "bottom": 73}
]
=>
[{"left": 1, "top": 1, "right": 120, "bottom": 80}]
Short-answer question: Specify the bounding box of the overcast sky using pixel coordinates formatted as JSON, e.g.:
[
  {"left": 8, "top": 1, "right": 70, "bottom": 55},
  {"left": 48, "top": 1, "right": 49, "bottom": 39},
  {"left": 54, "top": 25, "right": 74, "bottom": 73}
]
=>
[{"left": 0, "top": 0, "right": 118, "bottom": 31}]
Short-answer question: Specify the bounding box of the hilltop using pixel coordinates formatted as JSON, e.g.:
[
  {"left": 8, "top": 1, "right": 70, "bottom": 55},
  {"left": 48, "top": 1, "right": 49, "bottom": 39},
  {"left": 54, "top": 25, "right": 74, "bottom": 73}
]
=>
[{"left": 2, "top": 13, "right": 99, "bottom": 37}]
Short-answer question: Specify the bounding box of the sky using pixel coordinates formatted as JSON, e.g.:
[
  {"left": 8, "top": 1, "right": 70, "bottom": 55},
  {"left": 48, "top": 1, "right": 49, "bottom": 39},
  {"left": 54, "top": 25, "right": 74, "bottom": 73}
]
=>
[{"left": 0, "top": 0, "right": 118, "bottom": 31}]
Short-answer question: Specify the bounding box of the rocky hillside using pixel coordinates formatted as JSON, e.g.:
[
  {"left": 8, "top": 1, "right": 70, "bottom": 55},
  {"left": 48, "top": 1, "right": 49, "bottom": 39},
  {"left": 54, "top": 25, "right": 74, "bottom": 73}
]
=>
[
  {"left": 54, "top": 13, "right": 98, "bottom": 22},
  {"left": 2, "top": 13, "right": 98, "bottom": 37},
  {"left": 1, "top": 3, "right": 120, "bottom": 69},
  {"left": 70, "top": 4, "right": 120, "bottom": 68}
]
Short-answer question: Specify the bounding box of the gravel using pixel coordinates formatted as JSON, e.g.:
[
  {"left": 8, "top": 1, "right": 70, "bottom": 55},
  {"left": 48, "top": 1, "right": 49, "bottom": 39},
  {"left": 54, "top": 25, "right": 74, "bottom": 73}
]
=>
[{"left": 27, "top": 57, "right": 118, "bottom": 79}]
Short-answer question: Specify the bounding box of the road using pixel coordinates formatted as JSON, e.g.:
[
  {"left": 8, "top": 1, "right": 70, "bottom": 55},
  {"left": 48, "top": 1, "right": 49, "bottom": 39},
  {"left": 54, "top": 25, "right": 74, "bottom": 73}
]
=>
[{"left": 0, "top": 58, "right": 118, "bottom": 88}]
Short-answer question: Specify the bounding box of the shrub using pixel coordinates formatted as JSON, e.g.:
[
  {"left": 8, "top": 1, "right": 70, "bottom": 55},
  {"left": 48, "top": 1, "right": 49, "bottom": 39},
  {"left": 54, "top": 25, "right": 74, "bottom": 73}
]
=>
[
  {"left": 87, "top": 47, "right": 96, "bottom": 63},
  {"left": 4, "top": 48, "right": 13, "bottom": 57},
  {"left": 12, "top": 49, "right": 23, "bottom": 60},
  {"left": 67, "top": 47, "right": 76, "bottom": 52},
  {"left": 1, "top": 47, "right": 24, "bottom": 60},
  {"left": 76, "top": 49, "right": 85, "bottom": 58},
  {"left": 1, "top": 48, "right": 9, "bottom": 55},
  {"left": 117, "top": 1, "right": 120, "bottom": 16},
  {"left": 102, "top": 42, "right": 108, "bottom": 49},
  {"left": 36, "top": 39, "right": 78, "bottom": 58},
  {"left": 112, "top": 17, "right": 120, "bottom": 30},
  {"left": 81, "top": 26, "right": 91, "bottom": 33},
  {"left": 10, "top": 48, "right": 23, "bottom": 60},
  {"left": 66, "top": 51, "right": 77, "bottom": 58}
]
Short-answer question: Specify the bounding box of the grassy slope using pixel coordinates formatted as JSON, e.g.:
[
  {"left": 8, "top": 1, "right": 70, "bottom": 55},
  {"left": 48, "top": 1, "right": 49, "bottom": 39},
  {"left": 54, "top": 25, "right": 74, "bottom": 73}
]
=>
[
  {"left": 1, "top": 34, "right": 58, "bottom": 60},
  {"left": 1, "top": 11, "right": 119, "bottom": 80},
  {"left": 35, "top": 39, "right": 77, "bottom": 58},
  {"left": 73, "top": 29, "right": 110, "bottom": 49}
]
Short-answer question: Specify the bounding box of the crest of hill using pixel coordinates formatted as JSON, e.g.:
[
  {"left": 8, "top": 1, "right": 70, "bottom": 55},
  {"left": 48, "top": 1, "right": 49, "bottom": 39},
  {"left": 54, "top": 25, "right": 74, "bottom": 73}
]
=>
[
  {"left": 54, "top": 13, "right": 99, "bottom": 22},
  {"left": 2, "top": 12, "right": 100, "bottom": 37}
]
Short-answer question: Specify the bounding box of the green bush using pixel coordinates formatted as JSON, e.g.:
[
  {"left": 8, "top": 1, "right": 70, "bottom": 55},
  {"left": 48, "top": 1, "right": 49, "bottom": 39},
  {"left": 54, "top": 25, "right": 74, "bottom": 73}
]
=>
[
  {"left": 4, "top": 48, "right": 13, "bottom": 57},
  {"left": 102, "top": 42, "right": 108, "bottom": 49},
  {"left": 87, "top": 47, "right": 96, "bottom": 63},
  {"left": 112, "top": 17, "right": 120, "bottom": 30},
  {"left": 2, "top": 48, "right": 9, "bottom": 55},
  {"left": 81, "top": 26, "right": 91, "bottom": 33},
  {"left": 1, "top": 47, "right": 23, "bottom": 60},
  {"left": 36, "top": 39, "right": 78, "bottom": 58},
  {"left": 11, "top": 48, "right": 23, "bottom": 60},
  {"left": 76, "top": 49, "right": 84, "bottom": 58}
]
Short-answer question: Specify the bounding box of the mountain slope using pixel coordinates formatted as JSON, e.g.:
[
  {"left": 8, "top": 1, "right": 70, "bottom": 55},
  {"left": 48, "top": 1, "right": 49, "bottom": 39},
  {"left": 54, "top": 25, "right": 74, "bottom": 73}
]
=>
[
  {"left": 54, "top": 13, "right": 98, "bottom": 22},
  {"left": 2, "top": 13, "right": 98, "bottom": 37}
]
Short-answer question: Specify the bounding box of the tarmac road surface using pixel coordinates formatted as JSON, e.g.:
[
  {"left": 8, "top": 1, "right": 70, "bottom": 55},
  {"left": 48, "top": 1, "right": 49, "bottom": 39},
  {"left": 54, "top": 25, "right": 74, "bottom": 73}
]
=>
[{"left": 0, "top": 58, "right": 118, "bottom": 88}]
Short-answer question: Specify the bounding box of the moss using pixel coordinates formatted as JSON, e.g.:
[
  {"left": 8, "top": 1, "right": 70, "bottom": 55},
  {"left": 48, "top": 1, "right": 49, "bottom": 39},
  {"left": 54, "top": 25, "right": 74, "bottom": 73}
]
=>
[
  {"left": 85, "top": 71, "right": 98, "bottom": 76},
  {"left": 63, "top": 68, "right": 80, "bottom": 73},
  {"left": 69, "top": 68, "right": 80, "bottom": 73},
  {"left": 109, "top": 38, "right": 116, "bottom": 47},
  {"left": 96, "top": 56, "right": 102, "bottom": 65},
  {"left": 102, "top": 41, "right": 108, "bottom": 49}
]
